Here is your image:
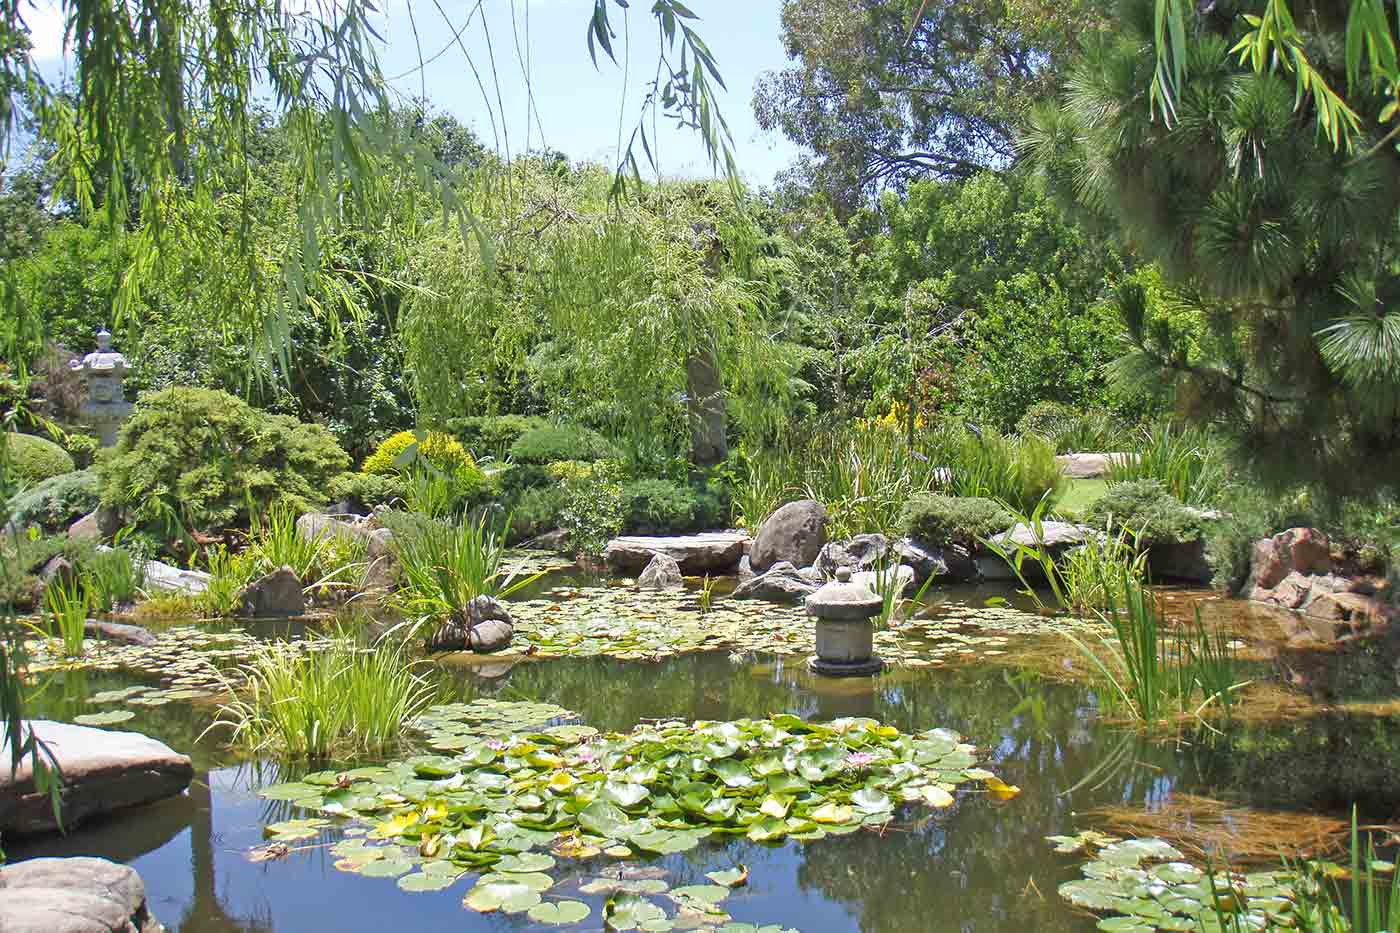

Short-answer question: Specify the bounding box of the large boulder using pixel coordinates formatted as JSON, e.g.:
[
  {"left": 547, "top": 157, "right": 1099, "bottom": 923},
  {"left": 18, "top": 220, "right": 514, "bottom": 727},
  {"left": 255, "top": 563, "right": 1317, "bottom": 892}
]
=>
[
  {"left": 364, "top": 527, "right": 400, "bottom": 591},
  {"left": 0, "top": 856, "right": 164, "bottom": 933},
  {"left": 638, "top": 553, "right": 684, "bottom": 591},
  {"left": 990, "top": 521, "right": 1099, "bottom": 552},
  {"left": 1246, "top": 527, "right": 1333, "bottom": 594},
  {"left": 296, "top": 512, "right": 374, "bottom": 548},
  {"left": 815, "top": 534, "right": 889, "bottom": 578},
  {"left": 426, "top": 595, "right": 514, "bottom": 653},
  {"left": 140, "top": 558, "right": 211, "bottom": 596},
  {"left": 750, "top": 500, "right": 829, "bottom": 574},
  {"left": 732, "top": 560, "right": 821, "bottom": 603},
  {"left": 236, "top": 566, "right": 305, "bottom": 618},
  {"left": 852, "top": 564, "right": 916, "bottom": 596},
  {"left": 603, "top": 532, "right": 748, "bottom": 576},
  {"left": 0, "top": 721, "right": 193, "bottom": 836}
]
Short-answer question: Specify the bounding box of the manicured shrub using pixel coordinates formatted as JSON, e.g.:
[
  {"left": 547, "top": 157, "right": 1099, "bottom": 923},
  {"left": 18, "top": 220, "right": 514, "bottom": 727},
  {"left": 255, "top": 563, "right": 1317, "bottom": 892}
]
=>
[
  {"left": 1085, "top": 479, "right": 1205, "bottom": 547},
  {"left": 691, "top": 473, "right": 732, "bottom": 530},
  {"left": 328, "top": 471, "right": 407, "bottom": 511},
  {"left": 5, "top": 469, "right": 100, "bottom": 531},
  {"left": 448, "top": 414, "right": 550, "bottom": 459},
  {"left": 4, "top": 432, "right": 75, "bottom": 484},
  {"left": 620, "top": 478, "right": 700, "bottom": 534},
  {"left": 901, "top": 493, "right": 1013, "bottom": 549},
  {"left": 98, "top": 387, "right": 350, "bottom": 534},
  {"left": 506, "top": 485, "right": 567, "bottom": 542},
  {"left": 548, "top": 459, "right": 624, "bottom": 557},
  {"left": 362, "top": 430, "right": 475, "bottom": 477},
  {"left": 509, "top": 424, "right": 618, "bottom": 465}
]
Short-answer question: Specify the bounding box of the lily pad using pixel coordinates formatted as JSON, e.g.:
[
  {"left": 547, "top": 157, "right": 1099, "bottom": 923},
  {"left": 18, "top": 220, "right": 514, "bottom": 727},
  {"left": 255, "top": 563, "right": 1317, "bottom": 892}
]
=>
[
  {"left": 73, "top": 710, "right": 135, "bottom": 726},
  {"left": 463, "top": 880, "right": 542, "bottom": 914},
  {"left": 527, "top": 900, "right": 591, "bottom": 925}
]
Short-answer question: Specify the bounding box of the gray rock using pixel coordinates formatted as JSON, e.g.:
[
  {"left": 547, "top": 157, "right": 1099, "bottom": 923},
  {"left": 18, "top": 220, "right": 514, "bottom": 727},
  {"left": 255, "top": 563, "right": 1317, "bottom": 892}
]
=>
[
  {"left": 604, "top": 532, "right": 749, "bottom": 575},
  {"left": 852, "top": 564, "right": 916, "bottom": 595},
  {"left": 41, "top": 555, "right": 77, "bottom": 589},
  {"left": 975, "top": 554, "right": 1018, "bottom": 581},
  {"left": 140, "top": 559, "right": 210, "bottom": 595},
  {"left": 236, "top": 566, "right": 305, "bottom": 618},
  {"left": 1147, "top": 538, "right": 1214, "bottom": 583},
  {"left": 815, "top": 534, "right": 889, "bottom": 578},
  {"left": 732, "top": 560, "right": 821, "bottom": 603},
  {"left": 638, "top": 553, "right": 684, "bottom": 590},
  {"left": 296, "top": 512, "right": 373, "bottom": 548},
  {"left": 427, "top": 596, "right": 514, "bottom": 653},
  {"left": 0, "top": 856, "right": 164, "bottom": 933},
  {"left": 797, "top": 565, "right": 825, "bottom": 585},
  {"left": 468, "top": 618, "right": 514, "bottom": 653},
  {"left": 750, "top": 500, "right": 829, "bottom": 574},
  {"left": 83, "top": 619, "right": 155, "bottom": 647},
  {"left": 529, "top": 529, "right": 571, "bottom": 553},
  {"left": 990, "top": 521, "right": 1100, "bottom": 551},
  {"left": 0, "top": 721, "right": 193, "bottom": 836},
  {"left": 67, "top": 511, "right": 102, "bottom": 542},
  {"left": 892, "top": 539, "right": 953, "bottom": 583}
]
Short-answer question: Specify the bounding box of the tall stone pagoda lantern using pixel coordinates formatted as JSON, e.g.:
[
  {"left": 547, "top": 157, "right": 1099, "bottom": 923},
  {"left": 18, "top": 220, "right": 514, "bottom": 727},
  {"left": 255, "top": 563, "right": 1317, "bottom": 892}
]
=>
[{"left": 70, "top": 328, "right": 133, "bottom": 447}]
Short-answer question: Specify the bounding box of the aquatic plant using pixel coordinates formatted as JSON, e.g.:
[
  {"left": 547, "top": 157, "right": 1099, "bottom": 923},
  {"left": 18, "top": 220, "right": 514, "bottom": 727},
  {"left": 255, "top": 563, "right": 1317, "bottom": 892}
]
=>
[
  {"left": 1108, "top": 422, "right": 1227, "bottom": 506},
  {"left": 200, "top": 544, "right": 260, "bottom": 616},
  {"left": 81, "top": 547, "right": 146, "bottom": 613},
  {"left": 980, "top": 496, "right": 1148, "bottom": 613},
  {"left": 258, "top": 708, "right": 1008, "bottom": 911},
  {"left": 393, "top": 513, "right": 542, "bottom": 644},
  {"left": 1065, "top": 570, "right": 1242, "bottom": 726},
  {"left": 729, "top": 444, "right": 796, "bottom": 532},
  {"left": 697, "top": 574, "right": 717, "bottom": 614},
  {"left": 212, "top": 637, "right": 434, "bottom": 759},
  {"left": 248, "top": 503, "right": 329, "bottom": 582},
  {"left": 945, "top": 430, "right": 1065, "bottom": 515},
  {"left": 44, "top": 577, "right": 88, "bottom": 657}
]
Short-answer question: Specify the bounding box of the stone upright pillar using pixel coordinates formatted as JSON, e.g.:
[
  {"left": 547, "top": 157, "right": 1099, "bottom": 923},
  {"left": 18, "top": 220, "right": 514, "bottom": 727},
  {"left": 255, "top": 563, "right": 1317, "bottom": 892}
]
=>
[{"left": 69, "top": 328, "right": 133, "bottom": 447}]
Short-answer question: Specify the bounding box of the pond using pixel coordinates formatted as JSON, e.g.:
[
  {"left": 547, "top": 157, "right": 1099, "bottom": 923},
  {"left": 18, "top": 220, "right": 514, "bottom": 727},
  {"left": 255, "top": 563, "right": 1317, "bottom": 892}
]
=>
[{"left": 12, "top": 575, "right": 1400, "bottom": 932}]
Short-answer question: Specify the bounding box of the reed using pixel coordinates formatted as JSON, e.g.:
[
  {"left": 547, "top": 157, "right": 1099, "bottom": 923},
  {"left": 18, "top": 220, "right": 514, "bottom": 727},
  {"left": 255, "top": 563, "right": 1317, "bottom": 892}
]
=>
[
  {"left": 45, "top": 577, "right": 89, "bottom": 656},
  {"left": 1108, "top": 422, "right": 1226, "bottom": 506},
  {"left": 211, "top": 637, "right": 434, "bottom": 760},
  {"left": 81, "top": 548, "right": 146, "bottom": 613}
]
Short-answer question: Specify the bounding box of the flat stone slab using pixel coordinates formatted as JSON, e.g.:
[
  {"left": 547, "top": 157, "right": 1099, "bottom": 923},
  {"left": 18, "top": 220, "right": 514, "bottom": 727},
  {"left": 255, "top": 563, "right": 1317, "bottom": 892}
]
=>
[
  {"left": 0, "top": 721, "right": 194, "bottom": 836},
  {"left": 141, "top": 559, "right": 211, "bottom": 595},
  {"left": 0, "top": 856, "right": 164, "bottom": 932},
  {"left": 1055, "top": 453, "right": 1132, "bottom": 479},
  {"left": 604, "top": 532, "right": 749, "bottom": 575}
]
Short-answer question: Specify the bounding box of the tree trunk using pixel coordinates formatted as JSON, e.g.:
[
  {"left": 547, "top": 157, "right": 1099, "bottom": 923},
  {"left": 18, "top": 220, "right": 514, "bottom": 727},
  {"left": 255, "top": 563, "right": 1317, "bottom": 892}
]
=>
[{"left": 685, "top": 347, "right": 727, "bottom": 468}]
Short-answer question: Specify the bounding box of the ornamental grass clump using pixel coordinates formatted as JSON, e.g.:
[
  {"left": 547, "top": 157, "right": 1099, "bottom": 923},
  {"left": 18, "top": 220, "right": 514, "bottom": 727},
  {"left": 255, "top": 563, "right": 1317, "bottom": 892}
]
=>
[
  {"left": 212, "top": 637, "right": 434, "bottom": 760},
  {"left": 81, "top": 547, "right": 146, "bottom": 613},
  {"left": 1108, "top": 423, "right": 1226, "bottom": 507},
  {"left": 44, "top": 577, "right": 89, "bottom": 657}
]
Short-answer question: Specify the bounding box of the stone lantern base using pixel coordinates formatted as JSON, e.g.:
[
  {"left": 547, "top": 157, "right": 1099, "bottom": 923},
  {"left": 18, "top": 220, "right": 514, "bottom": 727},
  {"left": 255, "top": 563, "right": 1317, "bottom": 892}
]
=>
[
  {"left": 810, "top": 617, "right": 883, "bottom": 676},
  {"left": 809, "top": 655, "right": 884, "bottom": 677}
]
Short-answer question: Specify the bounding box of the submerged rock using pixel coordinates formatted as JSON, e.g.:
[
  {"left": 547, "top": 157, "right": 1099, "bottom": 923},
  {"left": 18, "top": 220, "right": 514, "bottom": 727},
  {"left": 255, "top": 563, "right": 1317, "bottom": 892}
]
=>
[
  {"left": 0, "top": 720, "right": 193, "bottom": 836},
  {"left": 83, "top": 619, "right": 156, "bottom": 647},
  {"left": 638, "top": 552, "right": 684, "bottom": 591},
  {"left": 0, "top": 856, "right": 164, "bottom": 933},
  {"left": 732, "top": 560, "right": 821, "bottom": 603},
  {"left": 603, "top": 532, "right": 748, "bottom": 575},
  {"left": 750, "top": 500, "right": 828, "bottom": 574},
  {"left": 236, "top": 565, "right": 305, "bottom": 618}
]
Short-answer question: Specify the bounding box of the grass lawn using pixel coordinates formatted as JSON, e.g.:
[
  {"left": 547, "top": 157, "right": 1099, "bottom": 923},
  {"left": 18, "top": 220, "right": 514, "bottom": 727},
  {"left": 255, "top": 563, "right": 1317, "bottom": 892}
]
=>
[{"left": 1056, "top": 478, "right": 1109, "bottom": 519}]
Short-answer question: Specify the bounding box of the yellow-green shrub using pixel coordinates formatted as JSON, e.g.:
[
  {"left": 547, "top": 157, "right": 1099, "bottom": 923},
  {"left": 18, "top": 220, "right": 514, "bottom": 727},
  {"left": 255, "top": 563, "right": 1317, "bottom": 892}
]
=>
[{"left": 363, "top": 430, "right": 474, "bottom": 477}]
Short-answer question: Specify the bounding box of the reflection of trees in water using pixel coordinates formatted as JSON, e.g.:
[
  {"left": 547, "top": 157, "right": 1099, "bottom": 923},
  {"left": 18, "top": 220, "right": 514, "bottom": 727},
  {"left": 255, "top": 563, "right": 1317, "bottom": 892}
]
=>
[{"left": 179, "top": 773, "right": 275, "bottom": 933}]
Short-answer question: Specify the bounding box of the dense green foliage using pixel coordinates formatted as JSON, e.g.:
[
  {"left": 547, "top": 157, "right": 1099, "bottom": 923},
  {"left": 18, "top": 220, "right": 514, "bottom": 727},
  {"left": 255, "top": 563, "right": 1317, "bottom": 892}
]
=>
[
  {"left": 1085, "top": 480, "right": 1205, "bottom": 548},
  {"left": 448, "top": 415, "right": 550, "bottom": 461},
  {"left": 99, "top": 387, "right": 349, "bottom": 535},
  {"left": 5, "top": 469, "right": 100, "bottom": 531},
  {"left": 900, "top": 494, "right": 1013, "bottom": 549},
  {"left": 620, "top": 479, "right": 704, "bottom": 535},
  {"left": 3, "top": 433, "right": 74, "bottom": 485},
  {"left": 1027, "top": 0, "right": 1400, "bottom": 496},
  {"left": 509, "top": 424, "right": 620, "bottom": 466},
  {"left": 328, "top": 472, "right": 407, "bottom": 512}
]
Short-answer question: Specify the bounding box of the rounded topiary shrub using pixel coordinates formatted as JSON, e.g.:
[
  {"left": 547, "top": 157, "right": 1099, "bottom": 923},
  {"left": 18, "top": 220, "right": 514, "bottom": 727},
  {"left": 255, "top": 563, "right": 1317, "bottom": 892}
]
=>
[
  {"left": 328, "top": 471, "right": 407, "bottom": 511},
  {"left": 4, "top": 433, "right": 76, "bottom": 484},
  {"left": 98, "top": 387, "right": 350, "bottom": 533},
  {"left": 1086, "top": 479, "right": 1205, "bottom": 546},
  {"left": 362, "top": 430, "right": 475, "bottom": 477},
  {"left": 447, "top": 414, "right": 550, "bottom": 459},
  {"left": 509, "top": 424, "right": 618, "bottom": 465},
  {"left": 5, "top": 469, "right": 101, "bottom": 531},
  {"left": 900, "top": 493, "right": 1014, "bottom": 550}
]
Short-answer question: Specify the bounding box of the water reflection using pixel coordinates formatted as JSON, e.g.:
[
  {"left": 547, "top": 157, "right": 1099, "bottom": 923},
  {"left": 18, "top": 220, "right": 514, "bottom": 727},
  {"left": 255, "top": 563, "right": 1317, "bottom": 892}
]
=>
[{"left": 15, "top": 649, "right": 1400, "bottom": 931}]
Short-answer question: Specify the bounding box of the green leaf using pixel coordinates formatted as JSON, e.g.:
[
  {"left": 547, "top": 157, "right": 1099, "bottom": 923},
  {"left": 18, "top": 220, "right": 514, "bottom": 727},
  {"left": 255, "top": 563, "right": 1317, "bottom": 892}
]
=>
[
  {"left": 463, "top": 880, "right": 542, "bottom": 914},
  {"left": 527, "top": 900, "right": 591, "bottom": 925},
  {"left": 706, "top": 866, "right": 749, "bottom": 887},
  {"left": 494, "top": 852, "right": 556, "bottom": 873},
  {"left": 672, "top": 884, "right": 730, "bottom": 905},
  {"left": 73, "top": 710, "right": 136, "bottom": 726}
]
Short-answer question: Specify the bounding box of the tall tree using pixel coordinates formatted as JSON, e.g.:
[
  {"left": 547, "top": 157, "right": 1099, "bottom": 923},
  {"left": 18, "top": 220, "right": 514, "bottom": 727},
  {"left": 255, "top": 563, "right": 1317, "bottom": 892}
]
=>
[
  {"left": 753, "top": 0, "right": 1105, "bottom": 209},
  {"left": 1024, "top": 0, "right": 1400, "bottom": 495}
]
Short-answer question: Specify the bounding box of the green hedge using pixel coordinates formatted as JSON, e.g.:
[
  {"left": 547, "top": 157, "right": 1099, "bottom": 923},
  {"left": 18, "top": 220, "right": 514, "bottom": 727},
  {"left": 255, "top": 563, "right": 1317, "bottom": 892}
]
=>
[
  {"left": 509, "top": 424, "right": 618, "bottom": 465},
  {"left": 5, "top": 433, "right": 75, "bottom": 484},
  {"left": 901, "top": 494, "right": 1013, "bottom": 549}
]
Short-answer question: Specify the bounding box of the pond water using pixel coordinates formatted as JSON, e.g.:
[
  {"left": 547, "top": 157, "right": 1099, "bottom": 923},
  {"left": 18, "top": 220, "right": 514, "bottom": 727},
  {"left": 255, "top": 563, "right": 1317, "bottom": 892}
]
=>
[{"left": 13, "top": 577, "right": 1400, "bottom": 932}]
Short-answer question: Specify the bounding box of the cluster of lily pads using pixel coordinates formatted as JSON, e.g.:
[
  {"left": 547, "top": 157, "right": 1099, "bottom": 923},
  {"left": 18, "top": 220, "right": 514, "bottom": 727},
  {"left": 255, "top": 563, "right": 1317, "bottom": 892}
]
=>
[
  {"left": 1054, "top": 834, "right": 1303, "bottom": 931},
  {"left": 505, "top": 584, "right": 1091, "bottom": 665},
  {"left": 259, "top": 703, "right": 1009, "bottom": 928}
]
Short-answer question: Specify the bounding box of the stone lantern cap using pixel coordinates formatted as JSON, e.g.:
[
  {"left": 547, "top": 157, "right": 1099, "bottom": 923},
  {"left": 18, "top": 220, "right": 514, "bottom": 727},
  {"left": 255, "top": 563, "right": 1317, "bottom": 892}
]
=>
[
  {"left": 807, "top": 567, "right": 882, "bottom": 620},
  {"left": 70, "top": 328, "right": 129, "bottom": 374}
]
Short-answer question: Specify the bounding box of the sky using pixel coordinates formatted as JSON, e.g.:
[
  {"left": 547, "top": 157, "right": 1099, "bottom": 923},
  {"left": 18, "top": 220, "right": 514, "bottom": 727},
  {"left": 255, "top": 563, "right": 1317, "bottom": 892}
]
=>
[{"left": 19, "top": 0, "right": 803, "bottom": 187}]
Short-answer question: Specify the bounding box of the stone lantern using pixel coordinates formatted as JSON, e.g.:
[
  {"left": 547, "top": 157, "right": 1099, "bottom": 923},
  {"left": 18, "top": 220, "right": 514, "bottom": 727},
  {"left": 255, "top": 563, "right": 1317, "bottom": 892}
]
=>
[
  {"left": 807, "top": 566, "right": 884, "bottom": 676},
  {"left": 69, "top": 328, "right": 133, "bottom": 447}
]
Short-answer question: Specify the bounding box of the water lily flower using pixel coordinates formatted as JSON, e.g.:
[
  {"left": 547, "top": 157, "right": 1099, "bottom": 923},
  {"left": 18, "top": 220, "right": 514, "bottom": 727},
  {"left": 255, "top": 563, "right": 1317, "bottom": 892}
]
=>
[{"left": 844, "top": 751, "right": 878, "bottom": 770}]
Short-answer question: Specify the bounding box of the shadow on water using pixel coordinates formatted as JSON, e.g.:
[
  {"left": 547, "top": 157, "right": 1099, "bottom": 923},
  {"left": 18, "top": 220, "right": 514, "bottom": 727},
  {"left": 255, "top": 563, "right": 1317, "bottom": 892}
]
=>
[{"left": 15, "top": 603, "right": 1400, "bottom": 931}]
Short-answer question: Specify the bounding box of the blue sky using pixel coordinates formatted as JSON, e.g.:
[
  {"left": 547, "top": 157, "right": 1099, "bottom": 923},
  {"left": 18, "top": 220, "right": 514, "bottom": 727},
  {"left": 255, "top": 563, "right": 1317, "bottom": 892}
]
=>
[
  {"left": 20, "top": 0, "right": 801, "bottom": 186},
  {"left": 372, "top": 1, "right": 802, "bottom": 187}
]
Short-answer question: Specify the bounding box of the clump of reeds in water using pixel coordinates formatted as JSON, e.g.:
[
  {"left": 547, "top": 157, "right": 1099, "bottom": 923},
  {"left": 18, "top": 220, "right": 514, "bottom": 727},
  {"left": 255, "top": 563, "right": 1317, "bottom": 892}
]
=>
[{"left": 210, "top": 636, "right": 434, "bottom": 760}]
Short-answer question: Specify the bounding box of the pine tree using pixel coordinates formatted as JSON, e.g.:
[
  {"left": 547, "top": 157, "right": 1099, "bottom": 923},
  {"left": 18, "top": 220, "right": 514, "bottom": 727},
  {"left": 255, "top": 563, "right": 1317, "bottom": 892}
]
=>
[{"left": 1024, "top": 0, "right": 1400, "bottom": 496}]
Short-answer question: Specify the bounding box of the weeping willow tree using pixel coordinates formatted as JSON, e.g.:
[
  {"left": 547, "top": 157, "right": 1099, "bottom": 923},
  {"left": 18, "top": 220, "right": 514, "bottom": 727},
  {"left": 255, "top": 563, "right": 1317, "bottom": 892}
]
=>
[
  {"left": 1023, "top": 0, "right": 1400, "bottom": 495},
  {"left": 401, "top": 165, "right": 800, "bottom": 468}
]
